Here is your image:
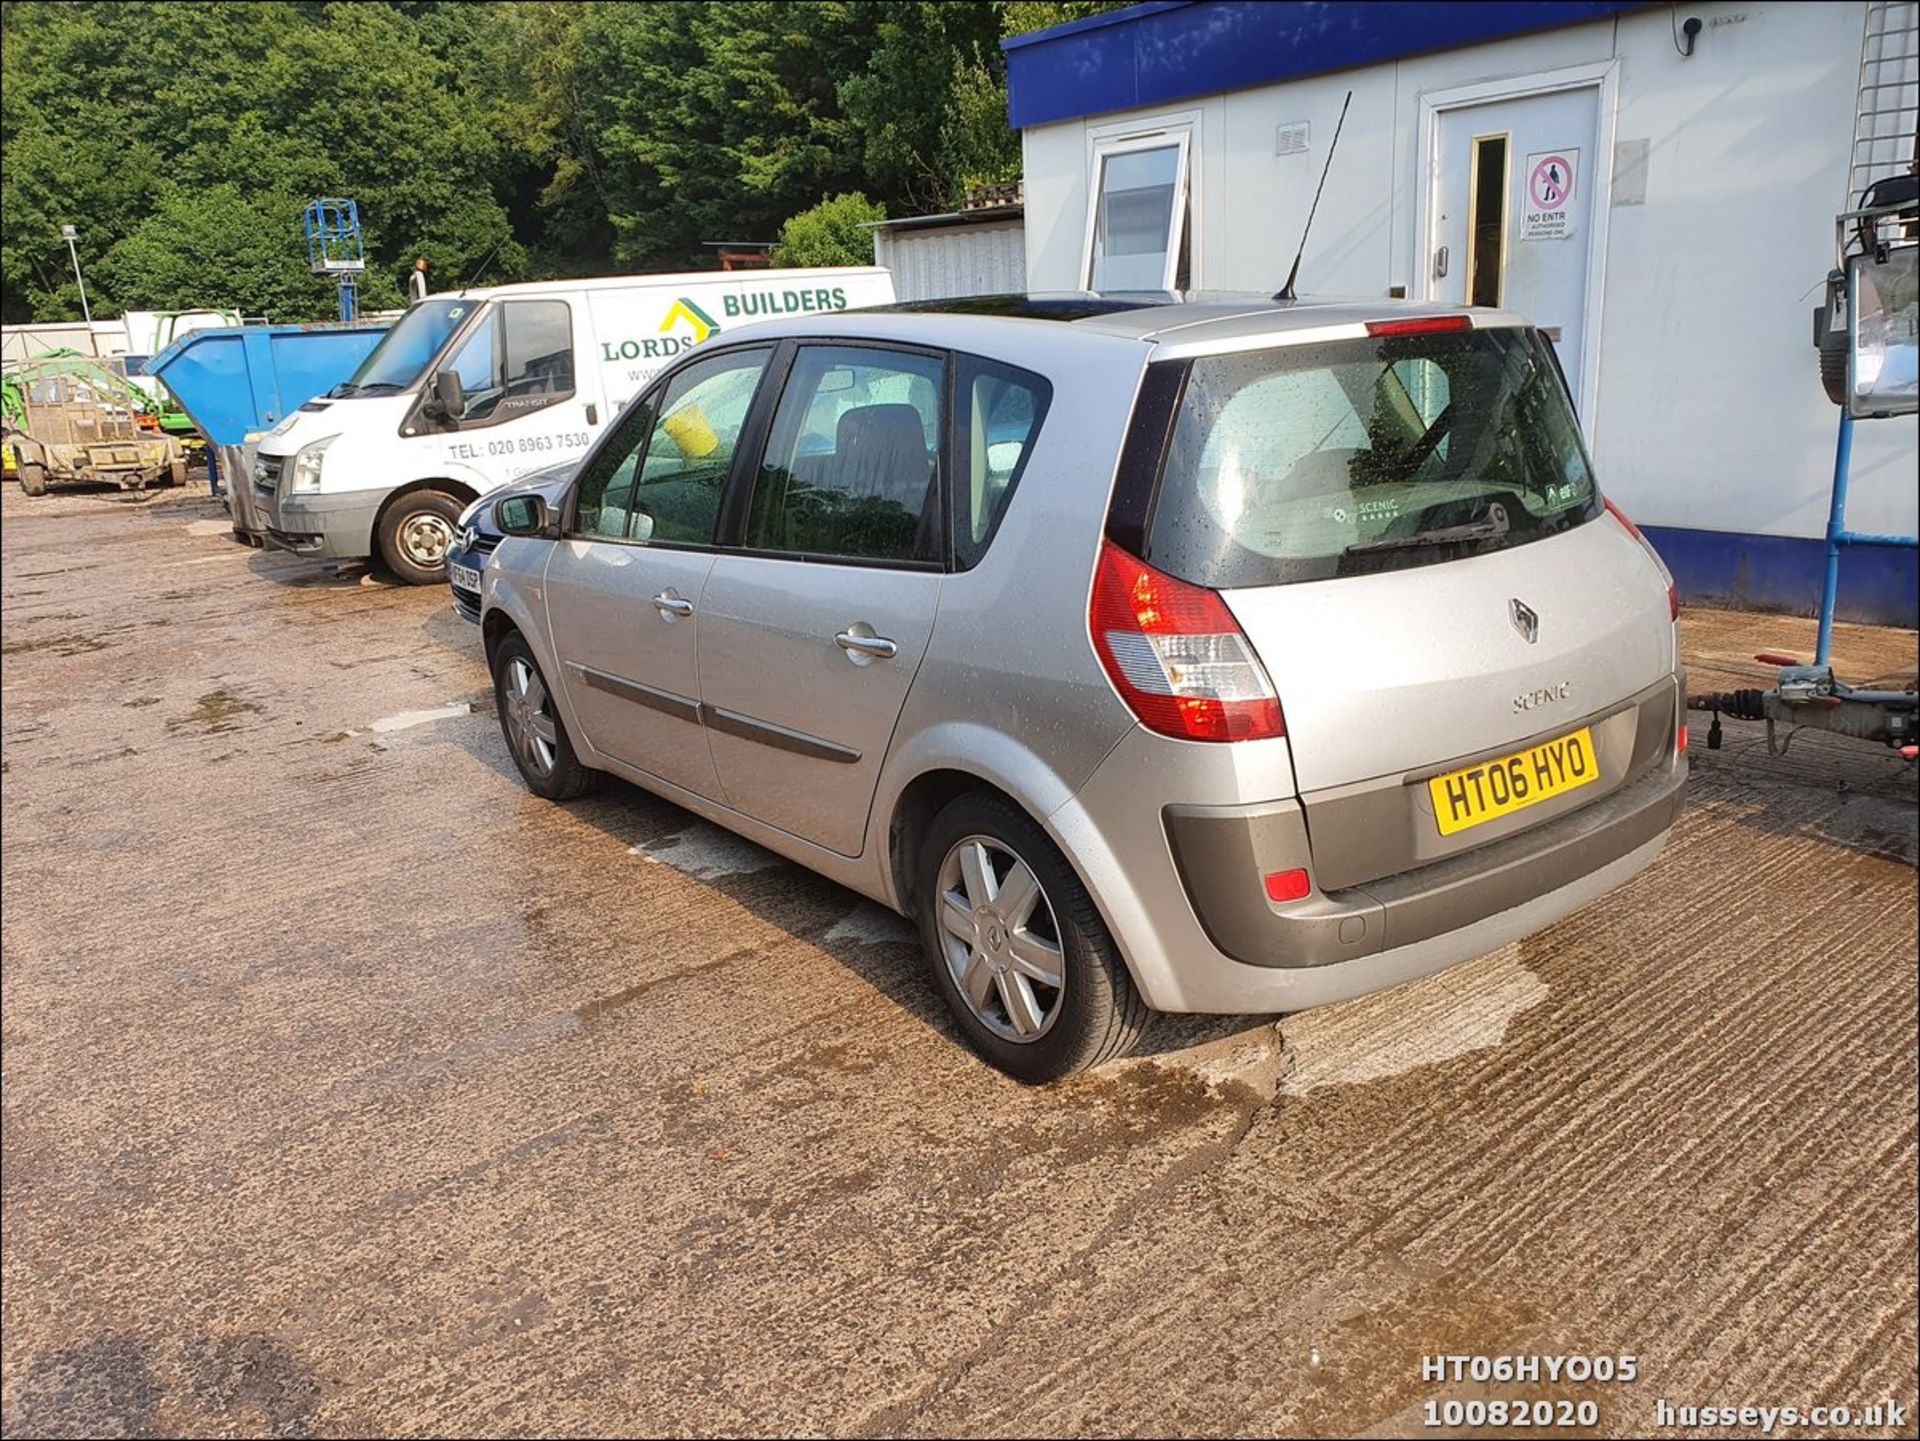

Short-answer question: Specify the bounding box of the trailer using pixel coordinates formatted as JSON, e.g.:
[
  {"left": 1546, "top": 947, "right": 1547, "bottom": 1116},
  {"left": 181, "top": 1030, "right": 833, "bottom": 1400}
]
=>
[{"left": 3, "top": 354, "right": 187, "bottom": 495}]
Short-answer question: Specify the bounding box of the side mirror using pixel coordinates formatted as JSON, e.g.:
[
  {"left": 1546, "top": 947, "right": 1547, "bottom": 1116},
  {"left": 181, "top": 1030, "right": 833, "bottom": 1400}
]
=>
[
  {"left": 431, "top": 369, "right": 467, "bottom": 421},
  {"left": 494, "top": 493, "right": 549, "bottom": 536}
]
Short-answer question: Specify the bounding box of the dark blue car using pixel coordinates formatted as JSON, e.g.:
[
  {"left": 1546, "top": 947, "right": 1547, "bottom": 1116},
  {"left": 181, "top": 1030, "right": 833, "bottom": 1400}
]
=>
[{"left": 446, "top": 462, "right": 579, "bottom": 623}]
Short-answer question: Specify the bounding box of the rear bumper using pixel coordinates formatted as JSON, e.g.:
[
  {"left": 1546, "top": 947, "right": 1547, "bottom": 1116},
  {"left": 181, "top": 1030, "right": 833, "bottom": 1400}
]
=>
[
  {"left": 1051, "top": 676, "right": 1687, "bottom": 1015},
  {"left": 1164, "top": 756, "right": 1685, "bottom": 969},
  {"left": 1170, "top": 831, "right": 1672, "bottom": 1014}
]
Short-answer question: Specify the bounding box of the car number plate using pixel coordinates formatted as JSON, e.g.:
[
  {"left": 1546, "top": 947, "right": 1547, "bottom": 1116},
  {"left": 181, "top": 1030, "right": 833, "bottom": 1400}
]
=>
[
  {"left": 447, "top": 561, "right": 483, "bottom": 592},
  {"left": 1428, "top": 726, "right": 1598, "bottom": 836}
]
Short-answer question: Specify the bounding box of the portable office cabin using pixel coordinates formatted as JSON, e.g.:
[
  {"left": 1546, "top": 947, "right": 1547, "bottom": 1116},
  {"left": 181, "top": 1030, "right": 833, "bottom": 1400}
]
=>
[{"left": 1007, "top": 0, "right": 1919, "bottom": 624}]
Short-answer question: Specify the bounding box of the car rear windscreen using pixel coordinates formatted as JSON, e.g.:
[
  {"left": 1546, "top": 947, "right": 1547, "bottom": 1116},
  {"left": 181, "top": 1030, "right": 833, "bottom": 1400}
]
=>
[{"left": 1143, "top": 326, "right": 1599, "bottom": 588}]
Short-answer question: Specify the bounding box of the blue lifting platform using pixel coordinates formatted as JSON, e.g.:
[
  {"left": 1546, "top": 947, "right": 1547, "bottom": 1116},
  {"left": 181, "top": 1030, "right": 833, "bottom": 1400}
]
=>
[{"left": 304, "top": 198, "right": 368, "bottom": 323}]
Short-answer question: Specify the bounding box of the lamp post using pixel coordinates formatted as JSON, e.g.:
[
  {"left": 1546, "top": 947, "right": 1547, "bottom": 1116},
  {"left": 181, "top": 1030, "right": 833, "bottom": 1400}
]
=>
[{"left": 60, "top": 223, "right": 93, "bottom": 325}]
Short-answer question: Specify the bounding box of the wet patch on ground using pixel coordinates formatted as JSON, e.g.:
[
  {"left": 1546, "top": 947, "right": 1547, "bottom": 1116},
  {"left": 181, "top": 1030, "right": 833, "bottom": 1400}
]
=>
[
  {"left": 1, "top": 631, "right": 109, "bottom": 657},
  {"left": 164, "top": 687, "right": 263, "bottom": 735}
]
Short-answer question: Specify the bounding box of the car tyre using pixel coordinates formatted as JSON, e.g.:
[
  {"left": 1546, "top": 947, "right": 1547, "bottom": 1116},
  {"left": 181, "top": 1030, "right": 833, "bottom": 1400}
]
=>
[
  {"left": 491, "top": 629, "right": 597, "bottom": 801},
  {"left": 378, "top": 487, "right": 464, "bottom": 585},
  {"left": 916, "top": 792, "right": 1149, "bottom": 1083},
  {"left": 19, "top": 461, "right": 48, "bottom": 496}
]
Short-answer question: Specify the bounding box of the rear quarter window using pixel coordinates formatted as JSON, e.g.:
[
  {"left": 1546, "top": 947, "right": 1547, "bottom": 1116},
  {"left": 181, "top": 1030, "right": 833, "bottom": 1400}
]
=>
[
  {"left": 1143, "top": 326, "right": 1599, "bottom": 588},
  {"left": 952, "top": 356, "right": 1052, "bottom": 570}
]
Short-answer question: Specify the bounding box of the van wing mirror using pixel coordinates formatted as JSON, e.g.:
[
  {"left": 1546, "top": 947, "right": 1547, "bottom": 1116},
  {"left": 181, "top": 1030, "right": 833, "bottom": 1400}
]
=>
[
  {"left": 494, "top": 493, "right": 549, "bottom": 536},
  {"left": 431, "top": 369, "right": 467, "bottom": 421}
]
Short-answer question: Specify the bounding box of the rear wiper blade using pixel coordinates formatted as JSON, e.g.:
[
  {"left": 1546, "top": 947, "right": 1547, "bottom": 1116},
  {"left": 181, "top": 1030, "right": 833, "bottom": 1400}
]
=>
[{"left": 1345, "top": 506, "right": 1510, "bottom": 556}]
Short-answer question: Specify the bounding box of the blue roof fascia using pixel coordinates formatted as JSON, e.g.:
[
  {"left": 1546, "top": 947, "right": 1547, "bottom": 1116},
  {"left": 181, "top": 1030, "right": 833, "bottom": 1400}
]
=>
[{"left": 1003, "top": 1, "right": 1650, "bottom": 130}]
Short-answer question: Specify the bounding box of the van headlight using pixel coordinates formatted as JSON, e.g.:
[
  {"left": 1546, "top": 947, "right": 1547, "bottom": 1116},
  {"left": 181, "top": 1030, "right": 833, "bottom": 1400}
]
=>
[{"left": 291, "top": 435, "right": 338, "bottom": 492}]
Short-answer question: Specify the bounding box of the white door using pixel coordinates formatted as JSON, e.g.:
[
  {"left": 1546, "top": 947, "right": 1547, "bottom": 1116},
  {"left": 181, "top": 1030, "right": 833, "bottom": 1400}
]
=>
[
  {"left": 1430, "top": 85, "right": 1600, "bottom": 409},
  {"left": 433, "top": 296, "right": 598, "bottom": 484}
]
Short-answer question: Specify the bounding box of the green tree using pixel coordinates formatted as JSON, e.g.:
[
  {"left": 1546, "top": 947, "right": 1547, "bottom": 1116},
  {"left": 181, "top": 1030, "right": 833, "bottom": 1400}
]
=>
[
  {"left": 838, "top": 2, "right": 1008, "bottom": 212},
  {"left": 0, "top": 0, "right": 1132, "bottom": 323},
  {"left": 566, "top": 2, "right": 887, "bottom": 270},
  {"left": 838, "top": 0, "right": 1130, "bottom": 213},
  {"left": 772, "top": 192, "right": 886, "bottom": 268},
  {"left": 95, "top": 184, "right": 402, "bottom": 318},
  {"left": 1, "top": 0, "right": 525, "bottom": 320}
]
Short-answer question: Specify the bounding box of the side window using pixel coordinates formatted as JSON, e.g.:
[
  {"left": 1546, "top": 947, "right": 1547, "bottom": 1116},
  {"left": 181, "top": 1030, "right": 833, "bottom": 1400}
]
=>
[
  {"left": 570, "top": 347, "right": 771, "bottom": 544},
  {"left": 443, "top": 300, "right": 576, "bottom": 427},
  {"left": 953, "top": 356, "right": 1051, "bottom": 569},
  {"left": 746, "top": 346, "right": 943, "bottom": 564},
  {"left": 447, "top": 311, "right": 498, "bottom": 403}
]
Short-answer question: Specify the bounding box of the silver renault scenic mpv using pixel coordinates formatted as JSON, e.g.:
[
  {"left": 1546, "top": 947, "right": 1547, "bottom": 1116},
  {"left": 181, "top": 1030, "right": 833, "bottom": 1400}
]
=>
[{"left": 479, "top": 295, "right": 1687, "bottom": 1082}]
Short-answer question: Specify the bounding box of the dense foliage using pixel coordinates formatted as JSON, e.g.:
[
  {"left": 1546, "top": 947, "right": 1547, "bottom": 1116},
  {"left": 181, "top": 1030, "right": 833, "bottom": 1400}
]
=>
[
  {"left": 0, "top": 0, "right": 1119, "bottom": 323},
  {"left": 771, "top": 193, "right": 887, "bottom": 268}
]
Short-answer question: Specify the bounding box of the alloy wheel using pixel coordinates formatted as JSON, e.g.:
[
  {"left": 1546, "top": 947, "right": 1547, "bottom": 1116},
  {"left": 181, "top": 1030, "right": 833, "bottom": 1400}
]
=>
[
  {"left": 935, "top": 834, "right": 1066, "bottom": 1042},
  {"left": 503, "top": 656, "right": 559, "bottom": 776}
]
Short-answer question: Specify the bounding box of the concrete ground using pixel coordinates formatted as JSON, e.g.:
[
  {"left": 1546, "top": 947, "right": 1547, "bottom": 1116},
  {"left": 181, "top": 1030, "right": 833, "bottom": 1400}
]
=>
[{"left": 2, "top": 483, "right": 1915, "bottom": 1439}]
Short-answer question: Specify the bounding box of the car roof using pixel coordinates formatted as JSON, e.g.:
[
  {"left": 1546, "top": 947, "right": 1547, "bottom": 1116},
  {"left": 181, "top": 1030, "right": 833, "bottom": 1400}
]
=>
[{"left": 797, "top": 291, "right": 1529, "bottom": 353}]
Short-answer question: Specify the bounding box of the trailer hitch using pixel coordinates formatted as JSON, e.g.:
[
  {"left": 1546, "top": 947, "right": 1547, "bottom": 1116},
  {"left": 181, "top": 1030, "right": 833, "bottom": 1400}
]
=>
[{"left": 1689, "top": 656, "right": 1917, "bottom": 758}]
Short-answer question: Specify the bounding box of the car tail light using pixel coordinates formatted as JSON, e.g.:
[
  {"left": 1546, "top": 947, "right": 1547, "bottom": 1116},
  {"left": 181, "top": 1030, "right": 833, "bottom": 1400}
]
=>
[
  {"left": 1604, "top": 498, "right": 1679, "bottom": 621},
  {"left": 1090, "top": 541, "right": 1284, "bottom": 742},
  {"left": 1263, "top": 868, "right": 1311, "bottom": 903},
  {"left": 1365, "top": 315, "right": 1472, "bottom": 338},
  {"left": 1677, "top": 724, "right": 1688, "bottom": 755}
]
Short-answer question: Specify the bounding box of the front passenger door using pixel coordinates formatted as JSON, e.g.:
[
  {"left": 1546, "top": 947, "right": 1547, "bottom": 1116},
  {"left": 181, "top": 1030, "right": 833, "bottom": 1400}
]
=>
[
  {"left": 543, "top": 345, "right": 774, "bottom": 798},
  {"left": 698, "top": 344, "right": 948, "bottom": 857}
]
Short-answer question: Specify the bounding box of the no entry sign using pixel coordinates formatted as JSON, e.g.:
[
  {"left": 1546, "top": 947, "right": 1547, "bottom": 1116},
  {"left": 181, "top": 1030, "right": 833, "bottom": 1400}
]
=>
[{"left": 1522, "top": 149, "right": 1579, "bottom": 240}]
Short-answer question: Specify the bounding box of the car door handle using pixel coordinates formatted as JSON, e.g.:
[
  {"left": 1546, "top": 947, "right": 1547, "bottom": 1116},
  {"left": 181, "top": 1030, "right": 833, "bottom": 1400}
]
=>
[
  {"left": 835, "top": 629, "right": 898, "bottom": 661},
  {"left": 653, "top": 591, "right": 694, "bottom": 618}
]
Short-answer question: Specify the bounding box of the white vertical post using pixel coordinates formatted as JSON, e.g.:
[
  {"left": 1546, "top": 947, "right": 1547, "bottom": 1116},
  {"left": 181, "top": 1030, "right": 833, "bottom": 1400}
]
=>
[{"left": 60, "top": 224, "right": 93, "bottom": 325}]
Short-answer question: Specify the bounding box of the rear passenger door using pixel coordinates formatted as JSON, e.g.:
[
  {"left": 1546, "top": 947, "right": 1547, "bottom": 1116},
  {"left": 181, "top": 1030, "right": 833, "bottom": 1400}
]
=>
[{"left": 696, "top": 344, "right": 947, "bottom": 858}]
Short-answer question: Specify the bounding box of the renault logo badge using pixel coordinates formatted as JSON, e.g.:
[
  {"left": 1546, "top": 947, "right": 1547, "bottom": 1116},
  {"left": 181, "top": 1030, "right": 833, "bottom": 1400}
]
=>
[{"left": 1510, "top": 598, "right": 1540, "bottom": 644}]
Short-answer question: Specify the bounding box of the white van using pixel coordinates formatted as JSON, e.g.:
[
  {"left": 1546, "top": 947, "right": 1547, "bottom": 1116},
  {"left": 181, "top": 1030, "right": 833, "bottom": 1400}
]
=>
[{"left": 249, "top": 267, "right": 895, "bottom": 582}]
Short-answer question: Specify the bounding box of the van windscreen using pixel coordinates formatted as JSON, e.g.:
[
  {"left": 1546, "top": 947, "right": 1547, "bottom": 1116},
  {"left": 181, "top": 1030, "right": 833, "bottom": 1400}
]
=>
[
  {"left": 334, "top": 299, "right": 474, "bottom": 396},
  {"left": 1142, "top": 327, "right": 1599, "bottom": 587}
]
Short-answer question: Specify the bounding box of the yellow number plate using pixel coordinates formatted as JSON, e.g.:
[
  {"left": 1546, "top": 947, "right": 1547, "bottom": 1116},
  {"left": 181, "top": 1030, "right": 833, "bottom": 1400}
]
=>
[{"left": 1428, "top": 726, "right": 1599, "bottom": 836}]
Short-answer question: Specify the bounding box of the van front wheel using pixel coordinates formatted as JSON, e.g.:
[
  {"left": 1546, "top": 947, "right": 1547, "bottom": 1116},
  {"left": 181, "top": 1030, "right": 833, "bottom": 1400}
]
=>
[{"left": 378, "top": 488, "right": 464, "bottom": 584}]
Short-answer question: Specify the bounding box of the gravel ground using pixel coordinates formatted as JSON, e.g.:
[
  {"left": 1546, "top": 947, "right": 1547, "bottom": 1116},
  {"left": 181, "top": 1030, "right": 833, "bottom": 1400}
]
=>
[{"left": 3, "top": 483, "right": 1915, "bottom": 1438}]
